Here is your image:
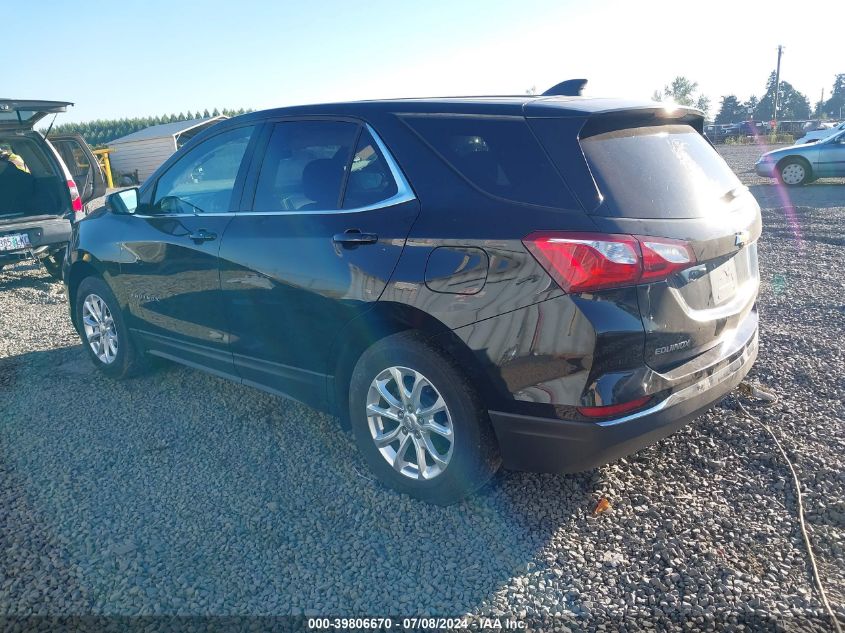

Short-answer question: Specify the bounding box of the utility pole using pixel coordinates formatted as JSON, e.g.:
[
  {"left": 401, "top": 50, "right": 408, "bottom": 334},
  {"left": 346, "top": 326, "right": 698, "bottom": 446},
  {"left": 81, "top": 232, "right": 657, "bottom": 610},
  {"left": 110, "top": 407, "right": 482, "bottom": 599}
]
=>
[{"left": 773, "top": 45, "right": 784, "bottom": 128}]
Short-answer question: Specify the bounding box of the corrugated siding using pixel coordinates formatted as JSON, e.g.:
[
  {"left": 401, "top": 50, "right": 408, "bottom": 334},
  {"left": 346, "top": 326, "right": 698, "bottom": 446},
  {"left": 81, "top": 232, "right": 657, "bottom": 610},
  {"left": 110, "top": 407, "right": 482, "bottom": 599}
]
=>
[{"left": 108, "top": 137, "right": 177, "bottom": 182}]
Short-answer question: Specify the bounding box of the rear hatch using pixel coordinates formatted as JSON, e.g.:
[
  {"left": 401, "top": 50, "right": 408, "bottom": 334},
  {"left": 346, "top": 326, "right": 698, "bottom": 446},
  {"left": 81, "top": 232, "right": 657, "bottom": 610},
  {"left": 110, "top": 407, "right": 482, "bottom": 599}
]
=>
[
  {"left": 528, "top": 106, "right": 760, "bottom": 371},
  {"left": 0, "top": 100, "right": 72, "bottom": 131}
]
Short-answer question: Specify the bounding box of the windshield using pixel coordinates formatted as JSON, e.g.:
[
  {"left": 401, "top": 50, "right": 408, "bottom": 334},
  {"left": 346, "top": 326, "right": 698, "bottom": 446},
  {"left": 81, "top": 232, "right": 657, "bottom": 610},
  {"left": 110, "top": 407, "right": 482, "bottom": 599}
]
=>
[{"left": 580, "top": 124, "right": 743, "bottom": 219}]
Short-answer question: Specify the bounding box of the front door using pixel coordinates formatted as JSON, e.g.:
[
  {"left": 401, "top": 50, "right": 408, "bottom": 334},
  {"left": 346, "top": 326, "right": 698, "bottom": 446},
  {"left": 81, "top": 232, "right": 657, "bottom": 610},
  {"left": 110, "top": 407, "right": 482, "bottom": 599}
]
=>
[
  {"left": 815, "top": 132, "right": 845, "bottom": 177},
  {"left": 118, "top": 123, "right": 257, "bottom": 377},
  {"left": 218, "top": 119, "right": 419, "bottom": 406}
]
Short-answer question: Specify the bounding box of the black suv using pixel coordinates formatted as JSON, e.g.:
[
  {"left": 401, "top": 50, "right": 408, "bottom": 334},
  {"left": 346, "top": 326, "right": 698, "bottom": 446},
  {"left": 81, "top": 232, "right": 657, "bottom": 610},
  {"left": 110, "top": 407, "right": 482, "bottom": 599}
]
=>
[{"left": 64, "top": 94, "right": 760, "bottom": 504}]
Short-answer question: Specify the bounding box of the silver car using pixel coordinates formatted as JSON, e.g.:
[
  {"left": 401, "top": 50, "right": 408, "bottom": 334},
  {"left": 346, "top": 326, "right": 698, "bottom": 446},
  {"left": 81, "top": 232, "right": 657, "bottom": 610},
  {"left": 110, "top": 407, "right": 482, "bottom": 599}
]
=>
[{"left": 756, "top": 129, "right": 845, "bottom": 186}]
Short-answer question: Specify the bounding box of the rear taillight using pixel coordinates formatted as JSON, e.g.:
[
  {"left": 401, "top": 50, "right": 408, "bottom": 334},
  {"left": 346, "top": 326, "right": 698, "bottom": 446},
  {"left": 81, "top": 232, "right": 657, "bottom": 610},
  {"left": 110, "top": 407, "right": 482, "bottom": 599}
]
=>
[
  {"left": 523, "top": 232, "right": 695, "bottom": 293},
  {"left": 67, "top": 179, "right": 83, "bottom": 212},
  {"left": 577, "top": 395, "right": 652, "bottom": 419}
]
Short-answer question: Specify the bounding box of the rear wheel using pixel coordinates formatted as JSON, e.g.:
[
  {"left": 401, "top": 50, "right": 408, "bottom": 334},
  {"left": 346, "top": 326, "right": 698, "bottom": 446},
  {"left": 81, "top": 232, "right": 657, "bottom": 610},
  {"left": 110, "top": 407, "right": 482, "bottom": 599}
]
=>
[
  {"left": 778, "top": 158, "right": 810, "bottom": 186},
  {"left": 348, "top": 331, "right": 500, "bottom": 505},
  {"left": 75, "top": 277, "right": 144, "bottom": 379}
]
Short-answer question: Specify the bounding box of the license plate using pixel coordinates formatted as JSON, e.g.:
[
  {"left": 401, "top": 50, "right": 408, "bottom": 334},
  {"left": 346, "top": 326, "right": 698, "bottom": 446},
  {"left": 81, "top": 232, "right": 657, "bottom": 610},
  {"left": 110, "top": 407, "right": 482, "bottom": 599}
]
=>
[
  {"left": 0, "top": 233, "right": 31, "bottom": 252},
  {"left": 711, "top": 257, "right": 738, "bottom": 305}
]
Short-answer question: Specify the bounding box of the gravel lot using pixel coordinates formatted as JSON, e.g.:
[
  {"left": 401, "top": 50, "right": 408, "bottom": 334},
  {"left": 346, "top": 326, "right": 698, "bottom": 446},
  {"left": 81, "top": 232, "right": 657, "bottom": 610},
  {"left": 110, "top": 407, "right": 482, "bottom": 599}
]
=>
[{"left": 0, "top": 144, "right": 843, "bottom": 630}]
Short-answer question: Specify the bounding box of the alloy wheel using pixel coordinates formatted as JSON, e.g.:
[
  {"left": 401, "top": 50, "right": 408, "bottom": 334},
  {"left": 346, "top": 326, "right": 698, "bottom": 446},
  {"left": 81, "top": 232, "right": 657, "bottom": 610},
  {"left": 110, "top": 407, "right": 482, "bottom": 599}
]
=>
[
  {"left": 366, "top": 366, "right": 454, "bottom": 481},
  {"left": 82, "top": 293, "right": 118, "bottom": 364}
]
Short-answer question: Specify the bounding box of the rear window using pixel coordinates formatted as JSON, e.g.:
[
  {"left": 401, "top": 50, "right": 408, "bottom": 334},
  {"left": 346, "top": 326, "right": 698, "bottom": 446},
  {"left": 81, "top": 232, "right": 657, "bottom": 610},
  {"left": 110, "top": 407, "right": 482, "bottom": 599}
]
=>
[
  {"left": 580, "top": 124, "right": 742, "bottom": 219},
  {"left": 1, "top": 136, "right": 57, "bottom": 177},
  {"left": 403, "top": 116, "right": 574, "bottom": 208}
]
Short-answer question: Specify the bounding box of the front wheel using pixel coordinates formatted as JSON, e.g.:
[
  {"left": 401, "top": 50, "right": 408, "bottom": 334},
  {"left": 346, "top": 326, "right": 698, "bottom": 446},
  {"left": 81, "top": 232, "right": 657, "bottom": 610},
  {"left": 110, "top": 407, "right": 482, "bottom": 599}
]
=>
[
  {"left": 348, "top": 331, "right": 500, "bottom": 505},
  {"left": 778, "top": 159, "right": 810, "bottom": 186},
  {"left": 75, "top": 277, "right": 144, "bottom": 379}
]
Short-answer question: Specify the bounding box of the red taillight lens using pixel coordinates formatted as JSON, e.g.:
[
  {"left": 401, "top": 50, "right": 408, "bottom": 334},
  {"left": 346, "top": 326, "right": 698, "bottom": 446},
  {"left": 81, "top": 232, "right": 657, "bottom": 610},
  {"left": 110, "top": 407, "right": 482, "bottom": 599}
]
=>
[
  {"left": 523, "top": 232, "right": 695, "bottom": 293},
  {"left": 637, "top": 236, "right": 696, "bottom": 282},
  {"left": 67, "top": 179, "right": 82, "bottom": 212},
  {"left": 577, "top": 395, "right": 652, "bottom": 419}
]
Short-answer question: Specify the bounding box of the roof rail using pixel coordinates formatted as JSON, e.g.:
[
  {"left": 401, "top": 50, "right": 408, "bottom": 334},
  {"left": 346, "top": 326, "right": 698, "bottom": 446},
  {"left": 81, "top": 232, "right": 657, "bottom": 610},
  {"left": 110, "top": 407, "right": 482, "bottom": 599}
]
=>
[{"left": 541, "top": 79, "right": 587, "bottom": 97}]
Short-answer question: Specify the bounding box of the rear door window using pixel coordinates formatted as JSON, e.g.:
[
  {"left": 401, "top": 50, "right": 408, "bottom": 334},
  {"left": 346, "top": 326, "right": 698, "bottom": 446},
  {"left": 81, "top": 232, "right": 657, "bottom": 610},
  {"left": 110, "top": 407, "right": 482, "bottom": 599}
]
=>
[
  {"left": 580, "top": 124, "right": 743, "bottom": 218},
  {"left": 342, "top": 128, "right": 398, "bottom": 209},
  {"left": 252, "top": 120, "right": 358, "bottom": 212},
  {"left": 403, "top": 116, "right": 574, "bottom": 208}
]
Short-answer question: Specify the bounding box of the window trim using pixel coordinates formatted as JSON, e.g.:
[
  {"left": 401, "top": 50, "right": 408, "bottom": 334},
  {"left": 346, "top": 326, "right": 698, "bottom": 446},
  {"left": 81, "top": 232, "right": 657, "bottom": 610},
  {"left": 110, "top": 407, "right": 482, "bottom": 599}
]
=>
[{"left": 238, "top": 120, "right": 415, "bottom": 217}]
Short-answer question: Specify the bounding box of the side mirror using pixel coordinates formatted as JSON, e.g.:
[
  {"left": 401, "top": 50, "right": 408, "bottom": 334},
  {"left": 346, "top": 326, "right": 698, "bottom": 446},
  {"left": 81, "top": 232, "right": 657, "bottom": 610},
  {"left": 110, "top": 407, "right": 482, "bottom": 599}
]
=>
[{"left": 107, "top": 187, "right": 140, "bottom": 215}]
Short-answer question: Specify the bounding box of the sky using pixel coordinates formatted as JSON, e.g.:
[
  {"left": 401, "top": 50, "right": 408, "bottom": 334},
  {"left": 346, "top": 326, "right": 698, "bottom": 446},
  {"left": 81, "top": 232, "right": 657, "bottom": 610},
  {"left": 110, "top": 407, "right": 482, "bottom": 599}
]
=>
[{"left": 5, "top": 0, "right": 842, "bottom": 124}]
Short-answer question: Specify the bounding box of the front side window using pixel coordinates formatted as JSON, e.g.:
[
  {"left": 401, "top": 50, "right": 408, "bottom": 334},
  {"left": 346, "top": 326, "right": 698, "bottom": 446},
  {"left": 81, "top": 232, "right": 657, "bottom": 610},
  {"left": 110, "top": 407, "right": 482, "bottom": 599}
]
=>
[
  {"left": 253, "top": 121, "right": 358, "bottom": 212},
  {"left": 153, "top": 125, "right": 254, "bottom": 214}
]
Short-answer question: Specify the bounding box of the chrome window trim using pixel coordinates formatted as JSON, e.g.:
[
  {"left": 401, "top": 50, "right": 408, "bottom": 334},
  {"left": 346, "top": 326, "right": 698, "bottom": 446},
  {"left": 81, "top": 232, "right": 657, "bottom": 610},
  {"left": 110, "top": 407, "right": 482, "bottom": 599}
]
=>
[{"left": 132, "top": 123, "right": 415, "bottom": 219}]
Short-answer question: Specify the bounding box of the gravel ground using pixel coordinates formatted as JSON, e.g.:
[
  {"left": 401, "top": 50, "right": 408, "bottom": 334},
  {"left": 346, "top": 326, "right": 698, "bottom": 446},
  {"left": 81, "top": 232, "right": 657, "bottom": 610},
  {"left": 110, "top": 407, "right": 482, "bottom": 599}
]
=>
[{"left": 0, "top": 144, "right": 843, "bottom": 631}]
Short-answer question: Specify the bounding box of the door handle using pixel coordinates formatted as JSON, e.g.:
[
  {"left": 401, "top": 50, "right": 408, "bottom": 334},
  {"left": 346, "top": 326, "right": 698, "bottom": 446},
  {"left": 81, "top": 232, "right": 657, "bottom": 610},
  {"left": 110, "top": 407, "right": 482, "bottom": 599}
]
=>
[
  {"left": 333, "top": 230, "right": 378, "bottom": 245},
  {"left": 188, "top": 229, "right": 217, "bottom": 243}
]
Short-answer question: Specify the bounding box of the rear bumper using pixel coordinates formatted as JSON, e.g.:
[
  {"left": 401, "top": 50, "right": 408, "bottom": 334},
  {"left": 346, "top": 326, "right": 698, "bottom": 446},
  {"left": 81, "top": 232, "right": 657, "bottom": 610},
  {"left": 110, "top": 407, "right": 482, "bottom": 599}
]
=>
[
  {"left": 488, "top": 326, "right": 758, "bottom": 473},
  {"left": 0, "top": 216, "right": 71, "bottom": 260}
]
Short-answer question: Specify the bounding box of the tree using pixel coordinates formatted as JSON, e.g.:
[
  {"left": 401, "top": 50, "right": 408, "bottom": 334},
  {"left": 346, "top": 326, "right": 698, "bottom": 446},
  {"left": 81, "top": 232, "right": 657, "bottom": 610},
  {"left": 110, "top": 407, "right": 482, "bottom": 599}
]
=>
[
  {"left": 755, "top": 71, "right": 811, "bottom": 121},
  {"left": 653, "top": 76, "right": 699, "bottom": 106},
  {"left": 822, "top": 73, "right": 845, "bottom": 119},
  {"left": 715, "top": 95, "right": 744, "bottom": 124},
  {"left": 652, "top": 76, "right": 710, "bottom": 117},
  {"left": 743, "top": 96, "right": 759, "bottom": 118},
  {"left": 695, "top": 95, "right": 711, "bottom": 119}
]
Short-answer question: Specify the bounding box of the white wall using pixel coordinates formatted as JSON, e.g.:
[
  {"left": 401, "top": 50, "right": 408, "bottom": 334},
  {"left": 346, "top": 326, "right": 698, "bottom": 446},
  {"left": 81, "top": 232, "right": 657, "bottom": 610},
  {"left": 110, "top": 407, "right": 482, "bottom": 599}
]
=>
[{"left": 108, "top": 137, "right": 177, "bottom": 183}]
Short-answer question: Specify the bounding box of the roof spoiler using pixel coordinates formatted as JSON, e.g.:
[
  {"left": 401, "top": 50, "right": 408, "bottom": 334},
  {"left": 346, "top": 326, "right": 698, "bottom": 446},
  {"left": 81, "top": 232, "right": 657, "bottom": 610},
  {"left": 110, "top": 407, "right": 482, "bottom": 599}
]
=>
[{"left": 542, "top": 79, "right": 587, "bottom": 97}]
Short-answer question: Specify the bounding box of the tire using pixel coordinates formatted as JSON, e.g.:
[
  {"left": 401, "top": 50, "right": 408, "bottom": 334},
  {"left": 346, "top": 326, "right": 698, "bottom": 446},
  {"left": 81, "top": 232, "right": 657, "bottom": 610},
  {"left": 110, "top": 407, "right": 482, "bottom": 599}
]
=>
[
  {"left": 40, "top": 249, "right": 64, "bottom": 281},
  {"left": 348, "top": 331, "right": 500, "bottom": 505},
  {"left": 75, "top": 276, "right": 144, "bottom": 379},
  {"left": 778, "top": 158, "right": 810, "bottom": 186}
]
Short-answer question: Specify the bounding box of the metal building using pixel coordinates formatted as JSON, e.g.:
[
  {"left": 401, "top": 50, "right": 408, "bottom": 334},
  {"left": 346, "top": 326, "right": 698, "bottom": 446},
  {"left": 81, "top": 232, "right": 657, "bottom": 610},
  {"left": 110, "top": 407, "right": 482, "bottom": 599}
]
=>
[{"left": 107, "top": 116, "right": 227, "bottom": 184}]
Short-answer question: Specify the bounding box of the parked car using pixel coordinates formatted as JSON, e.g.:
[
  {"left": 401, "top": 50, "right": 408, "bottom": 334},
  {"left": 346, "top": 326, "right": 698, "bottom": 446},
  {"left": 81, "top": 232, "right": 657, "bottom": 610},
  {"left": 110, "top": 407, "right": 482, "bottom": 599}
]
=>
[
  {"left": 0, "top": 100, "right": 105, "bottom": 278},
  {"left": 755, "top": 129, "right": 845, "bottom": 185},
  {"left": 794, "top": 120, "right": 845, "bottom": 145},
  {"left": 64, "top": 93, "right": 761, "bottom": 504}
]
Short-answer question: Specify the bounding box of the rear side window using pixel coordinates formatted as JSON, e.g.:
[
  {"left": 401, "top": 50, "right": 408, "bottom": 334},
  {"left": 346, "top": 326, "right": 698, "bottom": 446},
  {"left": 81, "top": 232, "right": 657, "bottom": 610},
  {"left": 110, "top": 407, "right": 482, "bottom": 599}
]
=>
[
  {"left": 580, "top": 124, "right": 743, "bottom": 219},
  {"left": 253, "top": 121, "right": 358, "bottom": 212},
  {"left": 403, "top": 116, "right": 572, "bottom": 208},
  {"left": 343, "top": 128, "right": 398, "bottom": 209}
]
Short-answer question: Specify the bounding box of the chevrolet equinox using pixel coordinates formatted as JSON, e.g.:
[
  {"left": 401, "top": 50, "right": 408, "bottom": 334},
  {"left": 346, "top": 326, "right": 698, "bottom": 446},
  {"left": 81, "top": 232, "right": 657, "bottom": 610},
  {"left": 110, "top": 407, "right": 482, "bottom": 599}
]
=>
[{"left": 64, "top": 93, "right": 760, "bottom": 504}]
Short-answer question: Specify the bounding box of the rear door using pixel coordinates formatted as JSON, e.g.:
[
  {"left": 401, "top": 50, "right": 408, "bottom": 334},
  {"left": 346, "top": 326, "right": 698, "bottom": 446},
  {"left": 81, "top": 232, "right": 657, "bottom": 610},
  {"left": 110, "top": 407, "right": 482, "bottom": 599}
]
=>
[
  {"left": 117, "top": 123, "right": 258, "bottom": 377},
  {"left": 218, "top": 118, "right": 419, "bottom": 406},
  {"left": 50, "top": 134, "right": 106, "bottom": 203},
  {"left": 531, "top": 116, "right": 761, "bottom": 371}
]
